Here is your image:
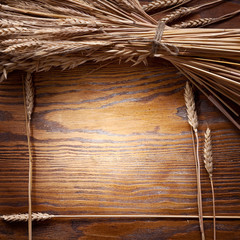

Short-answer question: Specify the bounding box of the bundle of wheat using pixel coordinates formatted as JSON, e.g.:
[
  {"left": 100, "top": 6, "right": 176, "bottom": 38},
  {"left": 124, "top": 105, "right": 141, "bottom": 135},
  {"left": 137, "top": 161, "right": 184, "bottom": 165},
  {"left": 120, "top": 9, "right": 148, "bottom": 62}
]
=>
[{"left": 0, "top": 0, "right": 239, "bottom": 128}]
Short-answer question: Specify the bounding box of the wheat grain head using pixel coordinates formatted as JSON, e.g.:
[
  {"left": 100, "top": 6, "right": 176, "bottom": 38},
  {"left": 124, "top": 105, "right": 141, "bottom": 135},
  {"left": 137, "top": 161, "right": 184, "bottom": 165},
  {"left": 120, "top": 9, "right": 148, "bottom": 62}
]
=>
[
  {"left": 143, "top": 0, "right": 190, "bottom": 12},
  {"left": 184, "top": 82, "right": 198, "bottom": 131},
  {"left": 1, "top": 213, "right": 54, "bottom": 222},
  {"left": 24, "top": 73, "right": 34, "bottom": 121},
  {"left": 204, "top": 128, "right": 213, "bottom": 177},
  {"left": 173, "top": 18, "right": 213, "bottom": 28},
  {"left": 161, "top": 6, "right": 196, "bottom": 24}
]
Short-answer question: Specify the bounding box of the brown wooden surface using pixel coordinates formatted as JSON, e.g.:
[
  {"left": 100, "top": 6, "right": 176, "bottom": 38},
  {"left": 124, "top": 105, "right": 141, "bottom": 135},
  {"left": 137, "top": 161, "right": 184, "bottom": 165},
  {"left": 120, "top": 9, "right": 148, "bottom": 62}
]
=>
[{"left": 0, "top": 1, "right": 240, "bottom": 239}]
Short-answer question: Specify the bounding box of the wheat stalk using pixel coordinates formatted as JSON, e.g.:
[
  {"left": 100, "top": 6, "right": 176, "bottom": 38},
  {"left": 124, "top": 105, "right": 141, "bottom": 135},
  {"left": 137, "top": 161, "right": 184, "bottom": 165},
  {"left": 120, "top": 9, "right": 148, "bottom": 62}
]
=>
[
  {"left": 184, "top": 82, "right": 205, "bottom": 240},
  {"left": 142, "top": 0, "right": 191, "bottom": 13},
  {"left": 1, "top": 213, "right": 240, "bottom": 222},
  {"left": 204, "top": 128, "right": 216, "bottom": 240}
]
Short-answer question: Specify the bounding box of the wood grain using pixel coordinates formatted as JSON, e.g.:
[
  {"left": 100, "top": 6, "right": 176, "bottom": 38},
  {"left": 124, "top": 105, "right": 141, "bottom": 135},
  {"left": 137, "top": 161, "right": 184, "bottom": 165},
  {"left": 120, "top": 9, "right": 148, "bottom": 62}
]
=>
[
  {"left": 0, "top": 1, "right": 240, "bottom": 239},
  {"left": 1, "top": 219, "right": 240, "bottom": 240}
]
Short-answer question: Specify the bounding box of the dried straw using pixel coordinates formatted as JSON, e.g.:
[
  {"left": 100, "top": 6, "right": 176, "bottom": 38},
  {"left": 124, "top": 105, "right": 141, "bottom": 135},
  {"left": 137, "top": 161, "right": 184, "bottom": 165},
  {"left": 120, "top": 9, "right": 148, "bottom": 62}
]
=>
[{"left": 0, "top": 1, "right": 239, "bottom": 127}]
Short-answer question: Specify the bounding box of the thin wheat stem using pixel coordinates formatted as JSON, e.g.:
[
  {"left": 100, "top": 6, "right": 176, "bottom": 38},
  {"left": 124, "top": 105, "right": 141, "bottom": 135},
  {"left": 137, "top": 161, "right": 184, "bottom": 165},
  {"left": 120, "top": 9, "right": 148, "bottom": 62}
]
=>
[
  {"left": 204, "top": 128, "right": 216, "bottom": 240},
  {"left": 23, "top": 73, "right": 34, "bottom": 240},
  {"left": 210, "top": 176, "right": 216, "bottom": 240},
  {"left": 195, "top": 130, "right": 205, "bottom": 240},
  {"left": 191, "top": 127, "right": 202, "bottom": 237},
  {"left": 191, "top": 128, "right": 197, "bottom": 172},
  {"left": 27, "top": 120, "right": 32, "bottom": 240}
]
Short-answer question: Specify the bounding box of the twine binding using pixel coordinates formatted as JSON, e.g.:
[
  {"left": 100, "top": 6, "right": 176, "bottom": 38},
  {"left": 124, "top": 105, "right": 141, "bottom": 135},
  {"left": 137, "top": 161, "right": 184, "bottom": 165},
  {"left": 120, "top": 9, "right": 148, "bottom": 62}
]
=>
[{"left": 152, "top": 21, "right": 179, "bottom": 56}]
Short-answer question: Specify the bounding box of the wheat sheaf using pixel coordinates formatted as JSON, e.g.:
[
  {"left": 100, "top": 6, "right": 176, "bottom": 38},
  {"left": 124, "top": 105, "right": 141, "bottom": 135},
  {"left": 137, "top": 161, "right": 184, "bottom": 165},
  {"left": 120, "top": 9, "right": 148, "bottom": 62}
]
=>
[{"left": 0, "top": 0, "right": 239, "bottom": 128}]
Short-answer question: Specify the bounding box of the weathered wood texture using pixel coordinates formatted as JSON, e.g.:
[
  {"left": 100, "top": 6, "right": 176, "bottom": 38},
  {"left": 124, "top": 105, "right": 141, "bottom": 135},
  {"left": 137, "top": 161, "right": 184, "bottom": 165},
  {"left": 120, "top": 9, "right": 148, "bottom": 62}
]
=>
[{"left": 0, "top": 1, "right": 240, "bottom": 239}]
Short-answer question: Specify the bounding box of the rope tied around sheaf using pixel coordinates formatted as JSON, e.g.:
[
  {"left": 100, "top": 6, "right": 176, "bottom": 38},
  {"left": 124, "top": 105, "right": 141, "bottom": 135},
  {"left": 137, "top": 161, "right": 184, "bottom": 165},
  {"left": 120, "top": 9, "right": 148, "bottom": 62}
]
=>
[{"left": 152, "top": 21, "right": 179, "bottom": 56}]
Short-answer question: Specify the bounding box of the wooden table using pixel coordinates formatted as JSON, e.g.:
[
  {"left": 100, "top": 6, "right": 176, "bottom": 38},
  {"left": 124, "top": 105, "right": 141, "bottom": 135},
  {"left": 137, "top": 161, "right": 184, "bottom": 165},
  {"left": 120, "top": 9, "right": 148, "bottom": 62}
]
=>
[{"left": 0, "top": 1, "right": 240, "bottom": 239}]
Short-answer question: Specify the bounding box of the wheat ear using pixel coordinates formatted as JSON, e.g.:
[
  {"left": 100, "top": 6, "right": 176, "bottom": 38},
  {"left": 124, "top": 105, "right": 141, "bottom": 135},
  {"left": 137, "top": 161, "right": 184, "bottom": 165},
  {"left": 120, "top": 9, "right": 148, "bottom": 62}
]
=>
[
  {"left": 23, "top": 72, "right": 34, "bottom": 240},
  {"left": 184, "top": 82, "right": 205, "bottom": 240},
  {"left": 204, "top": 128, "right": 213, "bottom": 177},
  {"left": 204, "top": 128, "right": 216, "bottom": 240},
  {"left": 173, "top": 9, "right": 240, "bottom": 28},
  {"left": 25, "top": 73, "right": 34, "bottom": 121},
  {"left": 0, "top": 68, "right": 7, "bottom": 83},
  {"left": 1, "top": 213, "right": 54, "bottom": 222},
  {"left": 161, "top": 0, "right": 223, "bottom": 25},
  {"left": 173, "top": 18, "right": 215, "bottom": 28},
  {"left": 184, "top": 82, "right": 198, "bottom": 131},
  {"left": 142, "top": 0, "right": 191, "bottom": 13}
]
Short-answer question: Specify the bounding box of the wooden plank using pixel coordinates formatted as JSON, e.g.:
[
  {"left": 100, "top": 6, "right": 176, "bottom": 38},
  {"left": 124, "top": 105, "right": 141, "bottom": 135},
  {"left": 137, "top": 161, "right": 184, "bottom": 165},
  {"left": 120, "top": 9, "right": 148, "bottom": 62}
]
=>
[
  {"left": 0, "top": 0, "right": 240, "bottom": 239},
  {"left": 1, "top": 219, "right": 240, "bottom": 240}
]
